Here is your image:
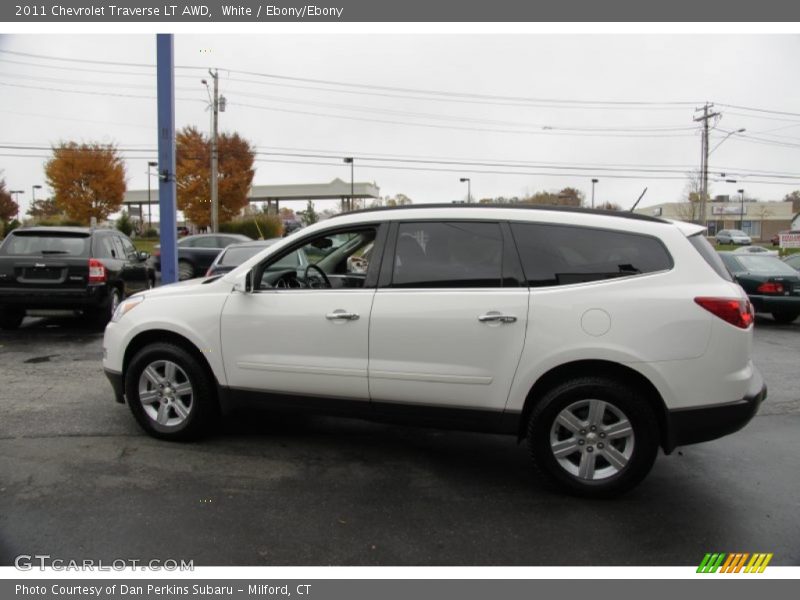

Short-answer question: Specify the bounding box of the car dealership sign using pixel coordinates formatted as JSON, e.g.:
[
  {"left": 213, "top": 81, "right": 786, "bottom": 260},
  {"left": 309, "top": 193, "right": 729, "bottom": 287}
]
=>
[{"left": 779, "top": 232, "right": 800, "bottom": 248}]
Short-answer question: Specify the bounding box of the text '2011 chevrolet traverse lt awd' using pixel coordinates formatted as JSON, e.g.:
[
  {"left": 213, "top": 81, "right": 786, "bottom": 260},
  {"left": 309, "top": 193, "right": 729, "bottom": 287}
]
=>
[{"left": 103, "top": 205, "right": 766, "bottom": 497}]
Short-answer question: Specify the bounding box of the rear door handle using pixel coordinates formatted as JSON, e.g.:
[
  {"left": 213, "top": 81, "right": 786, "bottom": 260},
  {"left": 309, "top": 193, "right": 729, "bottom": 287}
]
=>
[
  {"left": 326, "top": 310, "right": 360, "bottom": 321},
  {"left": 478, "top": 312, "right": 517, "bottom": 323}
]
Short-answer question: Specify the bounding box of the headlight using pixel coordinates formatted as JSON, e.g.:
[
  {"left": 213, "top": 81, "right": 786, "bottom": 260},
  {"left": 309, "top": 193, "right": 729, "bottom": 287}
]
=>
[{"left": 111, "top": 296, "right": 145, "bottom": 322}]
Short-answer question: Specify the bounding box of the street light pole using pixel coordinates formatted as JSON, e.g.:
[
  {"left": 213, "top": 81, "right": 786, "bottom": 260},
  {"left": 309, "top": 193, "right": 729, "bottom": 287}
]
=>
[
  {"left": 459, "top": 177, "right": 471, "bottom": 203},
  {"left": 31, "top": 185, "right": 42, "bottom": 217},
  {"left": 591, "top": 178, "right": 598, "bottom": 209},
  {"left": 343, "top": 157, "right": 354, "bottom": 211},
  {"left": 738, "top": 188, "right": 745, "bottom": 231},
  {"left": 147, "top": 161, "right": 158, "bottom": 231},
  {"left": 9, "top": 190, "right": 24, "bottom": 218}
]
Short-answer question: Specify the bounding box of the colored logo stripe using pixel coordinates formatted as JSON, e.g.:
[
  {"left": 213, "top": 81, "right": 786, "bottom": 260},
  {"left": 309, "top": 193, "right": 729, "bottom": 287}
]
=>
[{"left": 697, "top": 553, "right": 773, "bottom": 573}]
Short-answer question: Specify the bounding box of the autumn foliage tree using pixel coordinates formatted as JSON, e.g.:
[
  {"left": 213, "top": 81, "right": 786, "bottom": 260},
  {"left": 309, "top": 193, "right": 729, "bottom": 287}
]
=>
[
  {"left": 0, "top": 179, "right": 20, "bottom": 224},
  {"left": 176, "top": 126, "right": 256, "bottom": 228},
  {"left": 45, "top": 142, "right": 126, "bottom": 224}
]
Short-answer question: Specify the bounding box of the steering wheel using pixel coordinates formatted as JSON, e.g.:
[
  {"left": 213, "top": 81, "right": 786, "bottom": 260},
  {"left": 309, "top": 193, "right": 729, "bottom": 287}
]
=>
[{"left": 303, "top": 264, "right": 332, "bottom": 288}]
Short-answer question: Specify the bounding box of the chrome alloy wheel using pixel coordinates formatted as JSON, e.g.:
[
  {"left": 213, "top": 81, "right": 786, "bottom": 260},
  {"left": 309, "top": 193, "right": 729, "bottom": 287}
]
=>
[
  {"left": 549, "top": 399, "right": 635, "bottom": 481},
  {"left": 137, "top": 360, "right": 194, "bottom": 428}
]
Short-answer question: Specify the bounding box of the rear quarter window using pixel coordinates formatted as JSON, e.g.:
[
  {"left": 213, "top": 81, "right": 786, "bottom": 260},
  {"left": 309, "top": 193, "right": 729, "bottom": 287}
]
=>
[
  {"left": 689, "top": 233, "right": 734, "bottom": 281},
  {"left": 510, "top": 222, "right": 673, "bottom": 287}
]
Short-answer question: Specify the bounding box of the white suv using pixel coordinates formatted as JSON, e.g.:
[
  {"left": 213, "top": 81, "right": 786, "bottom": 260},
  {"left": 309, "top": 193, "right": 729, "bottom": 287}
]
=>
[{"left": 103, "top": 206, "right": 766, "bottom": 497}]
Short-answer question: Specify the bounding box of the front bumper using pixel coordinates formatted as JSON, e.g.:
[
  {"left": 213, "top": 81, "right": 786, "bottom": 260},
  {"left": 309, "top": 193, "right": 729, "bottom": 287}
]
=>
[
  {"left": 664, "top": 367, "right": 766, "bottom": 452},
  {"left": 104, "top": 368, "right": 125, "bottom": 404}
]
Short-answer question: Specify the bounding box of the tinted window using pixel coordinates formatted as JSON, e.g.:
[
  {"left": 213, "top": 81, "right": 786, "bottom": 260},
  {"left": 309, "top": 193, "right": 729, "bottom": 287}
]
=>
[
  {"left": 96, "top": 236, "right": 117, "bottom": 259},
  {"left": 1, "top": 232, "right": 90, "bottom": 257},
  {"left": 510, "top": 223, "right": 672, "bottom": 287},
  {"left": 118, "top": 236, "right": 138, "bottom": 259},
  {"left": 392, "top": 222, "right": 503, "bottom": 288},
  {"left": 689, "top": 233, "right": 733, "bottom": 282},
  {"left": 180, "top": 236, "right": 219, "bottom": 249}
]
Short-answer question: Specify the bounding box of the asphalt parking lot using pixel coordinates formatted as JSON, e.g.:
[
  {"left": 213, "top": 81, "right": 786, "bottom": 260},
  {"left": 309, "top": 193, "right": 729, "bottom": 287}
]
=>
[{"left": 0, "top": 313, "right": 798, "bottom": 566}]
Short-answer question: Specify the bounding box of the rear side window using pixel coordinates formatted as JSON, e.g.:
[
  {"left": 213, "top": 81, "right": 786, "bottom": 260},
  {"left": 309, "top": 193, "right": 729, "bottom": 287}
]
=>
[
  {"left": 510, "top": 223, "right": 673, "bottom": 287},
  {"left": 392, "top": 222, "right": 503, "bottom": 288},
  {"left": 689, "top": 233, "right": 733, "bottom": 281},
  {"left": 0, "top": 232, "right": 90, "bottom": 257}
]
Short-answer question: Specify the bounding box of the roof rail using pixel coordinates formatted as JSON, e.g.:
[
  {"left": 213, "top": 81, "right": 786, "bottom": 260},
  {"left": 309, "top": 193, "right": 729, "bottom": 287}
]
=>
[{"left": 330, "top": 203, "right": 668, "bottom": 224}]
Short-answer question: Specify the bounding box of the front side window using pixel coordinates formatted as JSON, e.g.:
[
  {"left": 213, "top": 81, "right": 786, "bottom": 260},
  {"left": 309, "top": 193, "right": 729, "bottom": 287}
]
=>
[
  {"left": 510, "top": 222, "right": 673, "bottom": 287},
  {"left": 391, "top": 222, "right": 503, "bottom": 288},
  {"left": 257, "top": 227, "right": 376, "bottom": 290}
]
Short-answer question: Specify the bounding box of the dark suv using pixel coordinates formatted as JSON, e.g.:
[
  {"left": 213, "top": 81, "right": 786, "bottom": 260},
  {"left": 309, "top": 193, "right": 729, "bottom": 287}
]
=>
[{"left": 0, "top": 226, "right": 154, "bottom": 329}]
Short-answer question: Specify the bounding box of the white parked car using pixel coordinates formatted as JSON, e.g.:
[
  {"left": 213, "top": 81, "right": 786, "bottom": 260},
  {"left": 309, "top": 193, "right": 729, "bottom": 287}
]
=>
[
  {"left": 715, "top": 229, "right": 752, "bottom": 245},
  {"left": 103, "top": 205, "right": 766, "bottom": 497}
]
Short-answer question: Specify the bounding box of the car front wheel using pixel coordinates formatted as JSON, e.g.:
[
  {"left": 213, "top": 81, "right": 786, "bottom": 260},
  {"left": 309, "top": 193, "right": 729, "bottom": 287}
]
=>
[
  {"left": 527, "top": 377, "right": 659, "bottom": 498},
  {"left": 124, "top": 342, "right": 217, "bottom": 440}
]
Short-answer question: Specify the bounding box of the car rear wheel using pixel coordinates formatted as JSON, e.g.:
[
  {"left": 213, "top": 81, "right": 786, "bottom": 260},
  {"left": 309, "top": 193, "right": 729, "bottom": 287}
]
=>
[
  {"left": 0, "top": 307, "right": 25, "bottom": 330},
  {"left": 178, "top": 260, "right": 194, "bottom": 281},
  {"left": 772, "top": 310, "right": 800, "bottom": 324},
  {"left": 527, "top": 377, "right": 659, "bottom": 498},
  {"left": 124, "top": 342, "right": 217, "bottom": 441},
  {"left": 88, "top": 288, "right": 120, "bottom": 329}
]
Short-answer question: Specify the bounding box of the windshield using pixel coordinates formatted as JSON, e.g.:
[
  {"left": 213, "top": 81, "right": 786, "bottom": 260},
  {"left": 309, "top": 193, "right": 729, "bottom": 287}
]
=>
[
  {"left": 1, "top": 232, "right": 91, "bottom": 256},
  {"left": 735, "top": 255, "right": 798, "bottom": 276}
]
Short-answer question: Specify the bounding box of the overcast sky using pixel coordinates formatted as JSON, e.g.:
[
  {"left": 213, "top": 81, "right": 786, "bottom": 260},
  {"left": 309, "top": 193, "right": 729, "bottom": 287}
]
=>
[{"left": 1, "top": 33, "right": 799, "bottom": 218}]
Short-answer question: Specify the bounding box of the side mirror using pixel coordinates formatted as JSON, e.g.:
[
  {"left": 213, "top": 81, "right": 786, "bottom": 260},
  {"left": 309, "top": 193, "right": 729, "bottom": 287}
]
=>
[
  {"left": 139, "top": 251, "right": 150, "bottom": 261},
  {"left": 233, "top": 269, "right": 254, "bottom": 293}
]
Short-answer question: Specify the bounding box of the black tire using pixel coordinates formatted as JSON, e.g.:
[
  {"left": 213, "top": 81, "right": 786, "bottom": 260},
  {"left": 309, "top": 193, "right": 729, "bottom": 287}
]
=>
[
  {"left": 0, "top": 307, "right": 25, "bottom": 330},
  {"left": 177, "top": 260, "right": 194, "bottom": 281},
  {"left": 89, "top": 287, "right": 121, "bottom": 329},
  {"left": 527, "top": 377, "right": 659, "bottom": 498},
  {"left": 124, "top": 342, "right": 218, "bottom": 441},
  {"left": 772, "top": 311, "right": 800, "bottom": 324}
]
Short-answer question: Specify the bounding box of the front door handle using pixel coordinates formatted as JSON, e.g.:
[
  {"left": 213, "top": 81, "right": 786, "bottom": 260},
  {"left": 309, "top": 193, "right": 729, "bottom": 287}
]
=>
[
  {"left": 326, "top": 310, "right": 360, "bottom": 321},
  {"left": 478, "top": 312, "right": 517, "bottom": 324}
]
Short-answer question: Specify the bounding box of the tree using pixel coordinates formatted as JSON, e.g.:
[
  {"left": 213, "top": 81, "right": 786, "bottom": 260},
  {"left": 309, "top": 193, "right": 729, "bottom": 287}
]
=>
[
  {"left": 0, "top": 179, "right": 19, "bottom": 224},
  {"left": 385, "top": 193, "right": 413, "bottom": 207},
  {"left": 596, "top": 201, "right": 622, "bottom": 211},
  {"left": 175, "top": 126, "right": 255, "bottom": 228},
  {"left": 298, "top": 200, "right": 318, "bottom": 225},
  {"left": 116, "top": 210, "right": 134, "bottom": 236},
  {"left": 45, "top": 142, "right": 126, "bottom": 223},
  {"left": 783, "top": 190, "right": 800, "bottom": 212},
  {"left": 27, "top": 197, "right": 61, "bottom": 219}
]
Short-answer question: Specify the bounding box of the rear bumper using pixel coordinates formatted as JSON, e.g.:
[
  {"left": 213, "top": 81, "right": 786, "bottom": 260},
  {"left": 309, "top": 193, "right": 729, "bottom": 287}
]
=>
[
  {"left": 104, "top": 368, "right": 125, "bottom": 404},
  {"left": 0, "top": 285, "right": 111, "bottom": 310},
  {"left": 665, "top": 367, "right": 766, "bottom": 452},
  {"left": 748, "top": 294, "right": 800, "bottom": 314}
]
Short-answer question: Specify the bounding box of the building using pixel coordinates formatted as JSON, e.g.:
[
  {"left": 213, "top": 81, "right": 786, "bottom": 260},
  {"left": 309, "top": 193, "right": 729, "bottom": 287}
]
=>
[
  {"left": 635, "top": 199, "right": 796, "bottom": 242},
  {"left": 122, "top": 178, "right": 380, "bottom": 228}
]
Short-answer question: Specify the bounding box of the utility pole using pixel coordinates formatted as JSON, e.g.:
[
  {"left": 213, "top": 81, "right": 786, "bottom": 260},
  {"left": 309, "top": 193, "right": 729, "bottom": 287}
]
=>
[
  {"left": 209, "top": 69, "right": 220, "bottom": 233},
  {"left": 694, "top": 103, "right": 720, "bottom": 226},
  {"left": 343, "top": 157, "right": 354, "bottom": 211},
  {"left": 591, "top": 178, "right": 598, "bottom": 209}
]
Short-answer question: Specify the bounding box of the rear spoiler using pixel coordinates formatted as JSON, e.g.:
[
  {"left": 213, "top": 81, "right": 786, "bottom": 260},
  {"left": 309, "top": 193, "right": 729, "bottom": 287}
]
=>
[{"left": 664, "top": 219, "right": 707, "bottom": 237}]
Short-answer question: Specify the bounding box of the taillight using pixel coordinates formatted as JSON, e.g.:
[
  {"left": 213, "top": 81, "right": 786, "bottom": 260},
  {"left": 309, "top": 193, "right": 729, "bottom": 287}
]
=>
[
  {"left": 694, "top": 297, "right": 753, "bottom": 329},
  {"left": 88, "top": 258, "right": 107, "bottom": 283},
  {"left": 756, "top": 282, "right": 783, "bottom": 294}
]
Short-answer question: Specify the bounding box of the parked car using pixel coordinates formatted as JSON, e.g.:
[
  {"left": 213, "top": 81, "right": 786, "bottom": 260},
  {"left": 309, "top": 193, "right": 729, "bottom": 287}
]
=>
[
  {"left": 770, "top": 230, "right": 800, "bottom": 246},
  {"left": 732, "top": 245, "right": 778, "bottom": 257},
  {"left": 104, "top": 205, "right": 766, "bottom": 497},
  {"left": 783, "top": 253, "right": 800, "bottom": 273},
  {"left": 718, "top": 252, "right": 800, "bottom": 323},
  {"left": 282, "top": 220, "right": 303, "bottom": 236},
  {"left": 715, "top": 229, "right": 752, "bottom": 245},
  {"left": 0, "top": 226, "right": 154, "bottom": 329},
  {"left": 152, "top": 233, "right": 251, "bottom": 281},
  {"left": 206, "top": 239, "right": 308, "bottom": 277}
]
